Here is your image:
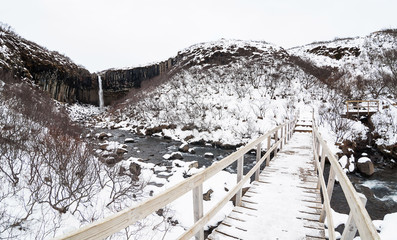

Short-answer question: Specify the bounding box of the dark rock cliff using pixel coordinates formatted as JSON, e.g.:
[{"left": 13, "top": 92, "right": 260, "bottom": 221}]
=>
[
  {"left": 0, "top": 25, "right": 177, "bottom": 106},
  {"left": 99, "top": 58, "right": 176, "bottom": 105},
  {"left": 307, "top": 45, "right": 361, "bottom": 60},
  {"left": 0, "top": 25, "right": 98, "bottom": 104}
]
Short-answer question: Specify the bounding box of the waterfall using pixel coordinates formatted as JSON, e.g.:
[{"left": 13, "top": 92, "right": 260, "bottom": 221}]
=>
[{"left": 98, "top": 76, "right": 104, "bottom": 110}]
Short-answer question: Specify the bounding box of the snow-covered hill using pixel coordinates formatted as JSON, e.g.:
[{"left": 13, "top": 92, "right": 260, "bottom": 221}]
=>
[
  {"left": 97, "top": 39, "right": 305, "bottom": 147},
  {"left": 290, "top": 29, "right": 397, "bottom": 100}
]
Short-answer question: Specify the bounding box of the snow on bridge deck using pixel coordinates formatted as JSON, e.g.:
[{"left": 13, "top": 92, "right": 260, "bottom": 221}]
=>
[{"left": 208, "top": 130, "right": 325, "bottom": 240}]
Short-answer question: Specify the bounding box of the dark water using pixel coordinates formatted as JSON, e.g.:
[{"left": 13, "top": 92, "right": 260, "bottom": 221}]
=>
[
  {"left": 97, "top": 129, "right": 258, "bottom": 174},
  {"left": 98, "top": 128, "right": 396, "bottom": 221},
  {"left": 324, "top": 162, "right": 397, "bottom": 220}
]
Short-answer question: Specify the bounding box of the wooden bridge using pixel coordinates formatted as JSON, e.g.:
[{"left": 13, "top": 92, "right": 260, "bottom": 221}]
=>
[
  {"left": 55, "top": 115, "right": 380, "bottom": 240},
  {"left": 345, "top": 100, "right": 379, "bottom": 118}
]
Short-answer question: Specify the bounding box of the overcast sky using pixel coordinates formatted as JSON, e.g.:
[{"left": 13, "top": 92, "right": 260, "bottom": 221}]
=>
[{"left": 1, "top": 0, "right": 396, "bottom": 72}]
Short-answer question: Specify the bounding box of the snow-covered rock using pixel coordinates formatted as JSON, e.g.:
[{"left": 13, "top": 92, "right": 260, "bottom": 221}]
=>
[
  {"left": 178, "top": 143, "right": 189, "bottom": 152},
  {"left": 124, "top": 138, "right": 135, "bottom": 143},
  {"left": 357, "top": 157, "right": 374, "bottom": 176}
]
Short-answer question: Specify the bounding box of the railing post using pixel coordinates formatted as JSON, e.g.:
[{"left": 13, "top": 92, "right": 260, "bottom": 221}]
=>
[
  {"left": 313, "top": 134, "right": 318, "bottom": 161},
  {"left": 291, "top": 120, "right": 294, "bottom": 138},
  {"left": 236, "top": 156, "right": 244, "bottom": 206},
  {"left": 320, "top": 145, "right": 326, "bottom": 173},
  {"left": 280, "top": 126, "right": 284, "bottom": 150},
  {"left": 341, "top": 193, "right": 367, "bottom": 240},
  {"left": 346, "top": 101, "right": 349, "bottom": 114},
  {"left": 274, "top": 130, "right": 279, "bottom": 157},
  {"left": 317, "top": 147, "right": 325, "bottom": 189},
  {"left": 368, "top": 101, "right": 370, "bottom": 115},
  {"left": 193, "top": 185, "right": 204, "bottom": 240},
  {"left": 266, "top": 135, "right": 271, "bottom": 166},
  {"left": 286, "top": 123, "right": 289, "bottom": 142},
  {"left": 255, "top": 143, "right": 261, "bottom": 181},
  {"left": 320, "top": 166, "right": 336, "bottom": 222}
]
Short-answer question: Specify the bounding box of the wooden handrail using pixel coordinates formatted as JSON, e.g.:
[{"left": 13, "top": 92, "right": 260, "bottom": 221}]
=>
[
  {"left": 312, "top": 121, "right": 380, "bottom": 240},
  {"left": 55, "top": 118, "right": 297, "bottom": 240}
]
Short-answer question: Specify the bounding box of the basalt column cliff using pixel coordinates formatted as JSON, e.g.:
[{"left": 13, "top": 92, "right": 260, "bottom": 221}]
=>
[
  {"left": 98, "top": 58, "right": 176, "bottom": 105},
  {"left": 0, "top": 25, "right": 177, "bottom": 106}
]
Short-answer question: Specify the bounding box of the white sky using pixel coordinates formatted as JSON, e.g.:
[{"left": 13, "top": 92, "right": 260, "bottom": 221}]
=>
[{"left": 1, "top": 0, "right": 396, "bottom": 72}]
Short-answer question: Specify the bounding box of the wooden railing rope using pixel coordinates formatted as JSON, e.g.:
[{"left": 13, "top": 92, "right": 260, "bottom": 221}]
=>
[
  {"left": 312, "top": 120, "right": 380, "bottom": 240},
  {"left": 55, "top": 118, "right": 297, "bottom": 240}
]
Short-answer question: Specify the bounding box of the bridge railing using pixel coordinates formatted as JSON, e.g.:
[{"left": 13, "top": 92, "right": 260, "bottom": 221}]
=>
[
  {"left": 55, "top": 117, "right": 297, "bottom": 240},
  {"left": 346, "top": 100, "right": 379, "bottom": 116},
  {"left": 312, "top": 122, "right": 380, "bottom": 240}
]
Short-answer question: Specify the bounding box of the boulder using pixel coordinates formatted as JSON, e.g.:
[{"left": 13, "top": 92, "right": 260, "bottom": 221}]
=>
[
  {"left": 178, "top": 143, "right": 190, "bottom": 152},
  {"left": 204, "top": 152, "right": 214, "bottom": 159},
  {"left": 105, "top": 157, "right": 117, "bottom": 165},
  {"left": 203, "top": 189, "right": 214, "bottom": 201},
  {"left": 188, "top": 148, "right": 196, "bottom": 154},
  {"left": 98, "top": 132, "right": 108, "bottom": 140},
  {"left": 188, "top": 161, "right": 199, "bottom": 170},
  {"left": 124, "top": 138, "right": 135, "bottom": 143},
  {"left": 99, "top": 143, "right": 109, "bottom": 150},
  {"left": 129, "top": 162, "right": 142, "bottom": 177},
  {"left": 357, "top": 157, "right": 374, "bottom": 176},
  {"left": 184, "top": 135, "right": 194, "bottom": 142},
  {"left": 169, "top": 152, "right": 183, "bottom": 160},
  {"left": 116, "top": 147, "right": 128, "bottom": 154}
]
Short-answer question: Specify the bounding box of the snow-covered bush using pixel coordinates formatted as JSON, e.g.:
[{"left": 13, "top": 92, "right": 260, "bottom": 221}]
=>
[{"left": 372, "top": 106, "right": 397, "bottom": 146}]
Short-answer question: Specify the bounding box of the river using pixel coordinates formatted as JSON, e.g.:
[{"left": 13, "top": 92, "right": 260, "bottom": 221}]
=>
[{"left": 97, "top": 128, "right": 396, "bottom": 221}]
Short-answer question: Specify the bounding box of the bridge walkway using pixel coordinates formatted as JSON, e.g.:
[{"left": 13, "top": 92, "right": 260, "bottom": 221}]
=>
[{"left": 208, "top": 127, "right": 325, "bottom": 239}]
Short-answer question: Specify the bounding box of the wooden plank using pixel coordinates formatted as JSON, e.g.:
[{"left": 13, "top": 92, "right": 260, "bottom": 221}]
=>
[
  {"left": 302, "top": 219, "right": 325, "bottom": 229},
  {"left": 207, "top": 229, "right": 240, "bottom": 240},
  {"left": 215, "top": 223, "right": 247, "bottom": 236},
  {"left": 232, "top": 206, "right": 258, "bottom": 217}
]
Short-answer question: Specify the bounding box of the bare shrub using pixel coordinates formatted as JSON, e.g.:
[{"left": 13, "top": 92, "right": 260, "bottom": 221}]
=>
[
  {"left": 0, "top": 72, "right": 103, "bottom": 237},
  {"left": 318, "top": 92, "right": 353, "bottom": 143}
]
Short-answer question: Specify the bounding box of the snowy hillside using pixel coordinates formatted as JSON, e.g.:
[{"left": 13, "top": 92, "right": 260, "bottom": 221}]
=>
[
  {"left": 96, "top": 37, "right": 381, "bottom": 149},
  {"left": 97, "top": 39, "right": 304, "bottom": 147},
  {"left": 290, "top": 29, "right": 397, "bottom": 100}
]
